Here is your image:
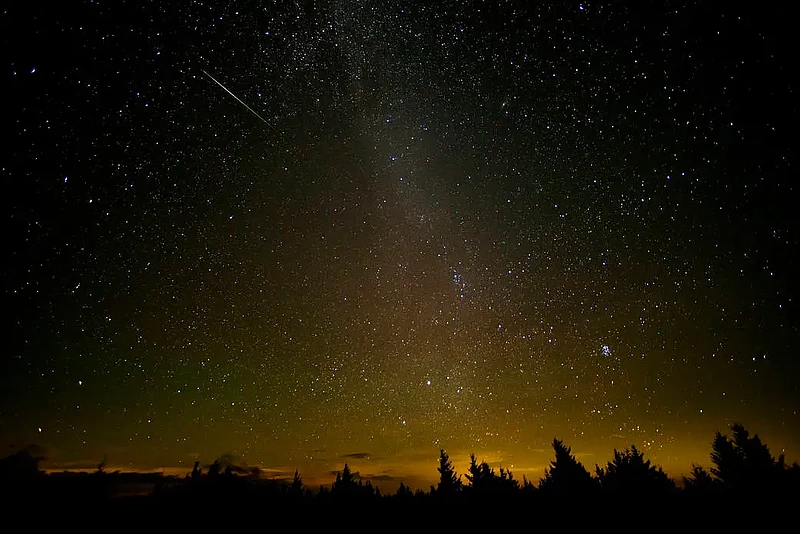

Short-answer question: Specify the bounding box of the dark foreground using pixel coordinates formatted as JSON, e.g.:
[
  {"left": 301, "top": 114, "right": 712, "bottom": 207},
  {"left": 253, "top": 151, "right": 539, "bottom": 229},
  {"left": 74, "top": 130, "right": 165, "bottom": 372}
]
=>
[
  {"left": 3, "top": 474, "right": 798, "bottom": 531},
  {"left": 4, "top": 424, "right": 799, "bottom": 527}
]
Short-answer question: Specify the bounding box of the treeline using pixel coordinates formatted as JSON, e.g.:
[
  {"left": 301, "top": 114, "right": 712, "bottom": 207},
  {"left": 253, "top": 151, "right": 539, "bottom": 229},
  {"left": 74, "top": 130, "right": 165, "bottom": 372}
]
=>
[{"left": 2, "top": 424, "right": 799, "bottom": 516}]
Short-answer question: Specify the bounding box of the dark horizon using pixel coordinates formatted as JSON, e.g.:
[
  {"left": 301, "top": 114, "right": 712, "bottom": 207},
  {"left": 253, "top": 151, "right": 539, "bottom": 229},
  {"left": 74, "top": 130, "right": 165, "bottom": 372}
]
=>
[
  {"left": 5, "top": 421, "right": 798, "bottom": 496},
  {"left": 3, "top": 424, "right": 798, "bottom": 509}
]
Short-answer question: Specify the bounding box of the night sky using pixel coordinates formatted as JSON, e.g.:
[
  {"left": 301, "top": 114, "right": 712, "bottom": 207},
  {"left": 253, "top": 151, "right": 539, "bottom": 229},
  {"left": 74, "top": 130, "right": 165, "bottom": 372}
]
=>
[{"left": 3, "top": 1, "right": 798, "bottom": 489}]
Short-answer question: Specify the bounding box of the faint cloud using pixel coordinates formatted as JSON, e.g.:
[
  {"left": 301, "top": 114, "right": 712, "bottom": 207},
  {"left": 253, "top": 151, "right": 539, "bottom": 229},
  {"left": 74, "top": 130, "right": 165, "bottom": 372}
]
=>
[
  {"left": 340, "top": 452, "right": 372, "bottom": 460},
  {"left": 364, "top": 473, "right": 400, "bottom": 482},
  {"left": 47, "top": 459, "right": 103, "bottom": 471},
  {"left": 254, "top": 467, "right": 293, "bottom": 479}
]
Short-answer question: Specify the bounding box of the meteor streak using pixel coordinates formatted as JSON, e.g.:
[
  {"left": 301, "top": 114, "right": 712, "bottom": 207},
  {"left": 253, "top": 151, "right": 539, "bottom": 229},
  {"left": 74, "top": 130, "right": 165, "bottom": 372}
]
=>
[{"left": 202, "top": 69, "right": 276, "bottom": 131}]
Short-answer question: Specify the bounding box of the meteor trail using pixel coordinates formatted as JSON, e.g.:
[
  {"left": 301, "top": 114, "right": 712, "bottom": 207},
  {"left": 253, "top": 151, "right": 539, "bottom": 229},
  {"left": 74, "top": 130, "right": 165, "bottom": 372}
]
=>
[{"left": 202, "top": 69, "right": 276, "bottom": 131}]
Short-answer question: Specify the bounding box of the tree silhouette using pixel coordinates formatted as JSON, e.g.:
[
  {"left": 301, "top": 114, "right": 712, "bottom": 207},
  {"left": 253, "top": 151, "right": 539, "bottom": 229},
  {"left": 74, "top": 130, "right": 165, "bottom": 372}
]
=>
[
  {"left": 785, "top": 462, "right": 800, "bottom": 494},
  {"left": 596, "top": 445, "right": 674, "bottom": 496},
  {"left": 0, "top": 448, "right": 44, "bottom": 482},
  {"left": 465, "top": 453, "right": 490, "bottom": 493},
  {"left": 682, "top": 464, "right": 718, "bottom": 493},
  {"left": 395, "top": 482, "right": 414, "bottom": 499},
  {"left": 4, "top": 426, "right": 798, "bottom": 514},
  {"left": 359, "top": 479, "right": 378, "bottom": 498},
  {"left": 521, "top": 475, "right": 536, "bottom": 495},
  {"left": 207, "top": 459, "right": 221, "bottom": 479},
  {"left": 340, "top": 463, "right": 355, "bottom": 484},
  {"left": 539, "top": 438, "right": 597, "bottom": 496},
  {"left": 464, "top": 454, "right": 518, "bottom": 496},
  {"left": 710, "top": 423, "right": 785, "bottom": 493},
  {"left": 96, "top": 454, "right": 107, "bottom": 475},
  {"left": 436, "top": 449, "right": 462, "bottom": 495},
  {"left": 497, "top": 466, "right": 519, "bottom": 493},
  {"left": 332, "top": 463, "right": 359, "bottom": 497},
  {"left": 289, "top": 469, "right": 303, "bottom": 495},
  {"left": 190, "top": 461, "right": 201, "bottom": 482}
]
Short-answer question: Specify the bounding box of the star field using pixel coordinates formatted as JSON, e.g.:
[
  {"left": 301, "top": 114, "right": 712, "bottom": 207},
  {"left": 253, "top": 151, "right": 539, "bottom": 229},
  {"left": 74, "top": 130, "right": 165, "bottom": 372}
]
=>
[{"left": 3, "top": 1, "right": 798, "bottom": 487}]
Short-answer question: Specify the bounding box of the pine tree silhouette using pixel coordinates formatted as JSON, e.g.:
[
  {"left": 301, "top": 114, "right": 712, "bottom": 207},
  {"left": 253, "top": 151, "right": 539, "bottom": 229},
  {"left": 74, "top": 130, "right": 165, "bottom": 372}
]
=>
[
  {"left": 539, "top": 438, "right": 597, "bottom": 496},
  {"left": 289, "top": 469, "right": 303, "bottom": 495},
  {"left": 464, "top": 453, "right": 518, "bottom": 496},
  {"left": 521, "top": 475, "right": 536, "bottom": 495},
  {"left": 341, "top": 463, "right": 355, "bottom": 484},
  {"left": 396, "top": 482, "right": 414, "bottom": 499},
  {"left": 497, "top": 467, "right": 520, "bottom": 493},
  {"left": 596, "top": 445, "right": 674, "bottom": 496},
  {"left": 465, "top": 453, "right": 489, "bottom": 493},
  {"left": 187, "top": 460, "right": 202, "bottom": 490},
  {"left": 710, "top": 423, "right": 784, "bottom": 493},
  {"left": 207, "top": 459, "right": 221, "bottom": 479},
  {"left": 436, "top": 449, "right": 462, "bottom": 495},
  {"left": 682, "top": 464, "right": 718, "bottom": 493},
  {"left": 96, "top": 454, "right": 107, "bottom": 475},
  {"left": 332, "top": 463, "right": 359, "bottom": 497}
]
